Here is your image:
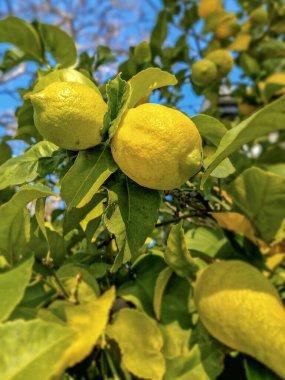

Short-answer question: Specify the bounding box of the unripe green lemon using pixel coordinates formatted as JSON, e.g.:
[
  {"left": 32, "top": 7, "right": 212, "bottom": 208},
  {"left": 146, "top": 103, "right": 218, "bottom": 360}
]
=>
[
  {"left": 111, "top": 103, "right": 202, "bottom": 190},
  {"left": 198, "top": 0, "right": 223, "bottom": 18},
  {"left": 206, "top": 49, "right": 234, "bottom": 77},
  {"left": 29, "top": 82, "right": 107, "bottom": 151},
  {"left": 249, "top": 7, "right": 268, "bottom": 27},
  {"left": 191, "top": 59, "right": 218, "bottom": 86},
  {"left": 194, "top": 260, "right": 285, "bottom": 379}
]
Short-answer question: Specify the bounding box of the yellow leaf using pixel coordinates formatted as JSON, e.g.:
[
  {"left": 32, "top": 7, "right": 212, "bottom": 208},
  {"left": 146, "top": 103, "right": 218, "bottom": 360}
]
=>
[
  {"left": 210, "top": 212, "right": 256, "bottom": 242},
  {"left": 228, "top": 33, "right": 251, "bottom": 51},
  {"left": 53, "top": 287, "right": 115, "bottom": 375}
]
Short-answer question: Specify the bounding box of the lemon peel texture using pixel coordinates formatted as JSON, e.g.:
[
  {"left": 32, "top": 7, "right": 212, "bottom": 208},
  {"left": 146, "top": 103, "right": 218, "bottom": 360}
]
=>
[
  {"left": 194, "top": 260, "right": 285, "bottom": 379},
  {"left": 206, "top": 49, "right": 234, "bottom": 77},
  {"left": 192, "top": 59, "right": 218, "bottom": 86},
  {"left": 111, "top": 103, "right": 202, "bottom": 190},
  {"left": 29, "top": 81, "right": 107, "bottom": 151}
]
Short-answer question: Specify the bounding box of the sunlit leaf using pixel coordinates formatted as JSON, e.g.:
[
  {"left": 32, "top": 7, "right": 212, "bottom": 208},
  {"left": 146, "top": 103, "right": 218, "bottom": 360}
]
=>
[
  {"left": 226, "top": 167, "right": 285, "bottom": 242},
  {"left": 0, "top": 319, "right": 75, "bottom": 380},
  {"left": 154, "top": 267, "right": 173, "bottom": 320},
  {"left": 0, "top": 253, "right": 34, "bottom": 322},
  {"left": 0, "top": 141, "right": 58, "bottom": 190},
  {"left": 202, "top": 95, "right": 285, "bottom": 186},
  {"left": 61, "top": 146, "right": 117, "bottom": 210},
  {"left": 107, "top": 308, "right": 165, "bottom": 380}
]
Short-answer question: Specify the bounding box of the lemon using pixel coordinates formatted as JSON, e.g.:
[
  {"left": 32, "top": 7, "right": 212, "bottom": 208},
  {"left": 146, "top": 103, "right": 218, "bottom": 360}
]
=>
[
  {"left": 194, "top": 260, "right": 285, "bottom": 379},
  {"left": 198, "top": 0, "right": 223, "bottom": 18},
  {"left": 111, "top": 103, "right": 202, "bottom": 190},
  {"left": 206, "top": 49, "right": 234, "bottom": 77},
  {"left": 214, "top": 17, "right": 240, "bottom": 39},
  {"left": 191, "top": 59, "right": 217, "bottom": 86},
  {"left": 29, "top": 82, "right": 107, "bottom": 151},
  {"left": 249, "top": 7, "right": 268, "bottom": 27}
]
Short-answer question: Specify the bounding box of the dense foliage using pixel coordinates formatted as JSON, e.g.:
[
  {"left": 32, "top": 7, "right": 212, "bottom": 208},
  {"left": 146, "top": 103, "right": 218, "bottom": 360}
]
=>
[{"left": 0, "top": 0, "right": 285, "bottom": 379}]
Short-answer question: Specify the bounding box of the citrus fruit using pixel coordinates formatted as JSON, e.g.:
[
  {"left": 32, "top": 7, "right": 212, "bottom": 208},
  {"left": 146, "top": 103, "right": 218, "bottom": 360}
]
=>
[
  {"left": 198, "top": 0, "right": 223, "bottom": 18},
  {"left": 214, "top": 16, "right": 240, "bottom": 39},
  {"left": 191, "top": 59, "right": 217, "bottom": 86},
  {"left": 249, "top": 7, "right": 268, "bottom": 27},
  {"left": 29, "top": 82, "right": 107, "bottom": 151},
  {"left": 194, "top": 260, "right": 285, "bottom": 379},
  {"left": 111, "top": 103, "right": 202, "bottom": 190},
  {"left": 206, "top": 49, "right": 234, "bottom": 77}
]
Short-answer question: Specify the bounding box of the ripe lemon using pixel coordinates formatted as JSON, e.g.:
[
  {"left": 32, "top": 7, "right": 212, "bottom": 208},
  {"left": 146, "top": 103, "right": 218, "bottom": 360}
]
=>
[
  {"left": 191, "top": 59, "right": 217, "bottom": 86},
  {"left": 194, "top": 260, "right": 285, "bottom": 379},
  {"left": 214, "top": 17, "right": 240, "bottom": 39},
  {"left": 198, "top": 0, "right": 223, "bottom": 18},
  {"left": 111, "top": 104, "right": 202, "bottom": 190},
  {"left": 206, "top": 49, "right": 234, "bottom": 77},
  {"left": 29, "top": 82, "right": 107, "bottom": 151}
]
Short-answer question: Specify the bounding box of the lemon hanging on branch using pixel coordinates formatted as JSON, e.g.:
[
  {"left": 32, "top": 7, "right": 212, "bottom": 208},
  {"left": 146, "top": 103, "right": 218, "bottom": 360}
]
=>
[
  {"left": 111, "top": 103, "right": 202, "bottom": 190},
  {"left": 29, "top": 82, "right": 107, "bottom": 151},
  {"left": 194, "top": 260, "right": 285, "bottom": 379},
  {"left": 198, "top": 0, "right": 223, "bottom": 19},
  {"left": 206, "top": 49, "right": 234, "bottom": 78},
  {"left": 191, "top": 59, "right": 218, "bottom": 86}
]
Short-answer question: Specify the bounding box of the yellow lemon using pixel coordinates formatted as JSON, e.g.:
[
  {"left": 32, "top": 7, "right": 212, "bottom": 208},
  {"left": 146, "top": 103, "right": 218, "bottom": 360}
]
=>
[
  {"left": 214, "top": 17, "right": 240, "bottom": 39},
  {"left": 194, "top": 260, "right": 285, "bottom": 379},
  {"left": 191, "top": 59, "right": 218, "bottom": 86},
  {"left": 29, "top": 82, "right": 107, "bottom": 151},
  {"left": 198, "top": 0, "right": 223, "bottom": 18},
  {"left": 206, "top": 49, "right": 234, "bottom": 77},
  {"left": 111, "top": 104, "right": 202, "bottom": 190}
]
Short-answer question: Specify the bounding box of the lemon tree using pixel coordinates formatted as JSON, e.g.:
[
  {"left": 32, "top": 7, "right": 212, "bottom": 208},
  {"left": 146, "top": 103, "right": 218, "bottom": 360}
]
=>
[{"left": 0, "top": 1, "right": 285, "bottom": 379}]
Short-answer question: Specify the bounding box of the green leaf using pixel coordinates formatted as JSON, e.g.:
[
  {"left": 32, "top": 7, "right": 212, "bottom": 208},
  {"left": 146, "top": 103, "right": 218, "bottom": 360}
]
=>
[
  {"left": 0, "top": 319, "right": 75, "bottom": 380},
  {"left": 192, "top": 115, "right": 227, "bottom": 146},
  {"left": 104, "top": 173, "right": 160, "bottom": 272},
  {"left": 107, "top": 308, "right": 165, "bottom": 380},
  {"left": 150, "top": 10, "right": 168, "bottom": 54},
  {"left": 33, "top": 68, "right": 101, "bottom": 94},
  {"left": 226, "top": 167, "right": 285, "bottom": 243},
  {"left": 0, "top": 16, "right": 43, "bottom": 63},
  {"left": 192, "top": 114, "right": 235, "bottom": 178},
  {"left": 37, "top": 23, "right": 77, "bottom": 68},
  {"left": 118, "top": 253, "right": 167, "bottom": 315},
  {"left": 162, "top": 322, "right": 225, "bottom": 380},
  {"left": 61, "top": 146, "right": 117, "bottom": 210},
  {"left": 160, "top": 274, "right": 191, "bottom": 329},
  {"left": 165, "top": 222, "right": 199, "bottom": 279},
  {"left": 0, "top": 49, "right": 28, "bottom": 73},
  {"left": 56, "top": 263, "right": 100, "bottom": 303},
  {"left": 128, "top": 67, "right": 178, "bottom": 108},
  {"left": 0, "top": 141, "right": 58, "bottom": 190},
  {"left": 0, "top": 253, "right": 34, "bottom": 322},
  {"left": 153, "top": 267, "right": 173, "bottom": 320},
  {"left": 259, "top": 39, "right": 285, "bottom": 58},
  {"left": 185, "top": 227, "right": 227, "bottom": 259},
  {"left": 244, "top": 357, "right": 280, "bottom": 380},
  {"left": 0, "top": 141, "right": 12, "bottom": 165},
  {"left": 101, "top": 74, "right": 131, "bottom": 139},
  {"left": 0, "top": 184, "right": 54, "bottom": 263},
  {"left": 202, "top": 95, "right": 285, "bottom": 186}
]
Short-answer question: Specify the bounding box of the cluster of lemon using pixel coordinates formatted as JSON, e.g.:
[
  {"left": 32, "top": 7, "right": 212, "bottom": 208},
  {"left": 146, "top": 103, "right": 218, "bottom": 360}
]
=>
[
  {"left": 191, "top": 49, "right": 234, "bottom": 87},
  {"left": 29, "top": 81, "right": 202, "bottom": 191}
]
